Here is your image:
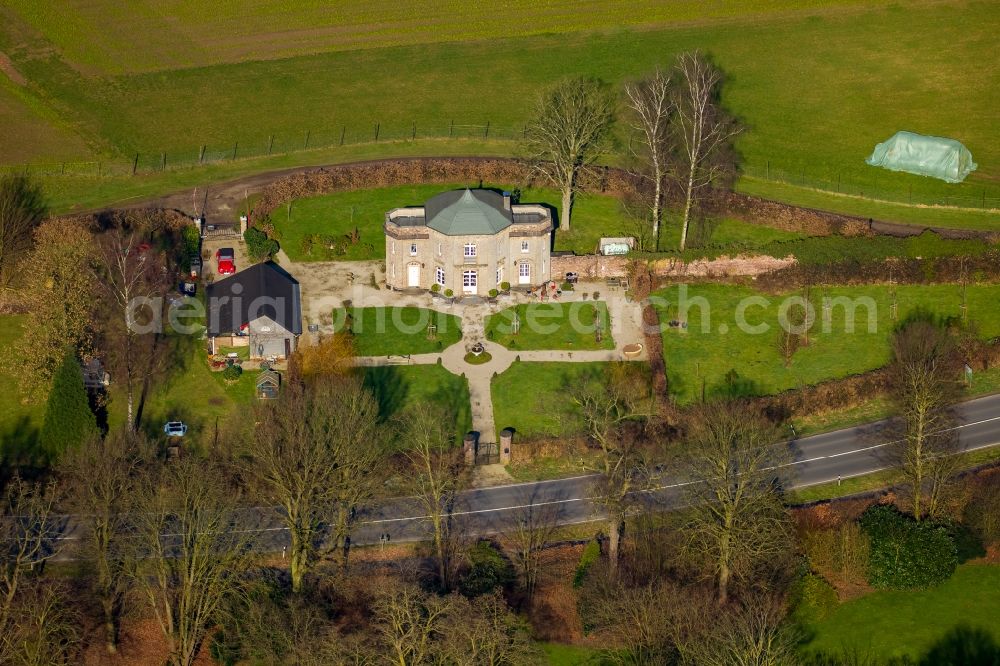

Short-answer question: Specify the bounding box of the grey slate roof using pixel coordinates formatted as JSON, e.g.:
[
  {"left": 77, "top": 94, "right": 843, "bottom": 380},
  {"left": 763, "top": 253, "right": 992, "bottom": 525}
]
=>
[
  {"left": 206, "top": 262, "right": 302, "bottom": 337},
  {"left": 425, "top": 189, "right": 512, "bottom": 236}
]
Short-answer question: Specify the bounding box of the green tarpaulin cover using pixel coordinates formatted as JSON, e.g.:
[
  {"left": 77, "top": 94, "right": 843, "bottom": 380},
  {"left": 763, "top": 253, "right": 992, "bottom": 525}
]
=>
[{"left": 866, "top": 131, "right": 977, "bottom": 183}]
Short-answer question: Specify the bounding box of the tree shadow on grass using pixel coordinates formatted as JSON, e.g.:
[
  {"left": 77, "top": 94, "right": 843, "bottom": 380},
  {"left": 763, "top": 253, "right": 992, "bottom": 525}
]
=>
[
  {"left": 361, "top": 366, "right": 410, "bottom": 422},
  {"left": 0, "top": 415, "right": 42, "bottom": 479}
]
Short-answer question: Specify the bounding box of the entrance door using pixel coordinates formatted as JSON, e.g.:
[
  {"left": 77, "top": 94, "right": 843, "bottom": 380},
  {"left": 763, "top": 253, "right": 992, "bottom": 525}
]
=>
[
  {"left": 518, "top": 262, "right": 531, "bottom": 285},
  {"left": 463, "top": 270, "right": 477, "bottom": 294},
  {"left": 407, "top": 264, "right": 420, "bottom": 287}
]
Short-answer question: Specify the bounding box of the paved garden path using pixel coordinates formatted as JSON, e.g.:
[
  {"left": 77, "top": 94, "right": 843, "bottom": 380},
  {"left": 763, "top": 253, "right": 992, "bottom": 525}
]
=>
[{"left": 283, "top": 257, "right": 649, "bottom": 485}]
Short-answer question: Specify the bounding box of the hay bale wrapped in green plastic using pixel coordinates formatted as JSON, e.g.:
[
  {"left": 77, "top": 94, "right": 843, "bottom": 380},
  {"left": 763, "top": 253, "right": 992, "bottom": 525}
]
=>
[{"left": 866, "top": 131, "right": 977, "bottom": 183}]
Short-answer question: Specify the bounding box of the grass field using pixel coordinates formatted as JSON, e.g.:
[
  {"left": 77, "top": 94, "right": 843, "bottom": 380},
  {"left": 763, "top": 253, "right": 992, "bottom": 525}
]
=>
[
  {"left": 803, "top": 564, "right": 1000, "bottom": 662},
  {"left": 485, "top": 302, "right": 615, "bottom": 351},
  {"left": 1, "top": 0, "right": 996, "bottom": 226},
  {"left": 655, "top": 283, "right": 1000, "bottom": 403},
  {"left": 336, "top": 307, "right": 463, "bottom": 356},
  {"left": 360, "top": 364, "right": 471, "bottom": 445}
]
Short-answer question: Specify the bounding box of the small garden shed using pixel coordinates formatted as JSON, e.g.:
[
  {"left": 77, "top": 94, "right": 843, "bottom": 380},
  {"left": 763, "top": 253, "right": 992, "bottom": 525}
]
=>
[{"left": 256, "top": 370, "right": 281, "bottom": 400}]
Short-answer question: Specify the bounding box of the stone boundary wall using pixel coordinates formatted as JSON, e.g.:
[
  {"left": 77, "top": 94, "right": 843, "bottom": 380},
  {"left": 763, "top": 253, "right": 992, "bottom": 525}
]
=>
[{"left": 551, "top": 252, "right": 796, "bottom": 280}]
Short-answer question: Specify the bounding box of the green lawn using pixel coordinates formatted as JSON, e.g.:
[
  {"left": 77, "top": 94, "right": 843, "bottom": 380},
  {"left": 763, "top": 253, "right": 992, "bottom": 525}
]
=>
[
  {"left": 336, "top": 307, "right": 462, "bottom": 356},
  {"left": 278, "top": 181, "right": 810, "bottom": 262},
  {"left": 803, "top": 564, "right": 1000, "bottom": 662},
  {"left": 541, "top": 642, "right": 607, "bottom": 665},
  {"left": 492, "top": 362, "right": 624, "bottom": 438},
  {"left": 359, "top": 364, "right": 471, "bottom": 446},
  {"left": 0, "top": 316, "right": 44, "bottom": 460},
  {"left": 485, "top": 302, "right": 614, "bottom": 351},
  {"left": 2, "top": 1, "right": 996, "bottom": 227},
  {"left": 655, "top": 283, "right": 1000, "bottom": 403}
]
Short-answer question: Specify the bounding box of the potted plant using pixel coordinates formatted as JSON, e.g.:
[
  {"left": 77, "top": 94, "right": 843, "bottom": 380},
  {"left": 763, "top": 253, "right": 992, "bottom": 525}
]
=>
[
  {"left": 444, "top": 288, "right": 454, "bottom": 298},
  {"left": 500, "top": 281, "right": 510, "bottom": 292},
  {"left": 431, "top": 283, "right": 441, "bottom": 293},
  {"left": 489, "top": 288, "right": 498, "bottom": 298}
]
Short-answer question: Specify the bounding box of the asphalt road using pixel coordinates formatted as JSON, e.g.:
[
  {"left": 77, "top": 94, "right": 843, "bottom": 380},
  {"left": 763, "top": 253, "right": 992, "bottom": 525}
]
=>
[{"left": 53, "top": 394, "right": 1000, "bottom": 556}]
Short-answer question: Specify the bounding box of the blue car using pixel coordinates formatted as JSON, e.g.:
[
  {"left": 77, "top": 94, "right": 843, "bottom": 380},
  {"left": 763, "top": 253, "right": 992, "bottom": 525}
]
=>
[{"left": 163, "top": 421, "right": 188, "bottom": 437}]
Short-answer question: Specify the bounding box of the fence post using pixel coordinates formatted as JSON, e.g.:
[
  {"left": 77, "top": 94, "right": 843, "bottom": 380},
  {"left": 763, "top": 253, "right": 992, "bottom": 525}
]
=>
[
  {"left": 873, "top": 175, "right": 877, "bottom": 200},
  {"left": 97, "top": 161, "right": 102, "bottom": 177},
  {"left": 909, "top": 185, "right": 912, "bottom": 205},
  {"left": 374, "top": 123, "right": 380, "bottom": 142},
  {"left": 61, "top": 163, "right": 65, "bottom": 175},
  {"left": 766, "top": 160, "right": 769, "bottom": 180},
  {"left": 837, "top": 173, "right": 841, "bottom": 193},
  {"left": 412, "top": 121, "right": 416, "bottom": 140},
  {"left": 303, "top": 130, "right": 311, "bottom": 149},
  {"left": 449, "top": 120, "right": 454, "bottom": 138},
  {"left": 132, "top": 153, "right": 139, "bottom": 175},
  {"left": 983, "top": 190, "right": 987, "bottom": 208},
  {"left": 523, "top": 125, "right": 527, "bottom": 139},
  {"left": 340, "top": 126, "right": 346, "bottom": 146},
  {"left": 199, "top": 145, "right": 206, "bottom": 164},
  {"left": 232, "top": 141, "right": 238, "bottom": 160},
  {"left": 484, "top": 121, "right": 490, "bottom": 139},
  {"left": 267, "top": 135, "right": 274, "bottom": 155},
  {"left": 161, "top": 153, "right": 166, "bottom": 171}
]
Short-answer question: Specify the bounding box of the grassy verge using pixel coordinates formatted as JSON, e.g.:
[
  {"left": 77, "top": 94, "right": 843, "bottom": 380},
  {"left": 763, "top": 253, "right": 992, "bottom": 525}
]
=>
[
  {"left": 655, "top": 283, "right": 1000, "bottom": 404},
  {"left": 485, "top": 302, "right": 614, "bottom": 351},
  {"left": 802, "top": 564, "right": 1000, "bottom": 662},
  {"left": 337, "top": 307, "right": 462, "bottom": 356},
  {"left": 359, "top": 364, "right": 471, "bottom": 446}
]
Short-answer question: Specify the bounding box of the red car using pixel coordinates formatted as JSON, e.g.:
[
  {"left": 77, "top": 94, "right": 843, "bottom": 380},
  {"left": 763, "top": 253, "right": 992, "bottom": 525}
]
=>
[{"left": 216, "top": 247, "right": 236, "bottom": 275}]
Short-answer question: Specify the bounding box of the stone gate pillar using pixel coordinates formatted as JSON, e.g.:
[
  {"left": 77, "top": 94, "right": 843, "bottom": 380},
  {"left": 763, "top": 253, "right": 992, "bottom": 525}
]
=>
[
  {"left": 463, "top": 432, "right": 478, "bottom": 465},
  {"left": 500, "top": 428, "right": 513, "bottom": 465}
]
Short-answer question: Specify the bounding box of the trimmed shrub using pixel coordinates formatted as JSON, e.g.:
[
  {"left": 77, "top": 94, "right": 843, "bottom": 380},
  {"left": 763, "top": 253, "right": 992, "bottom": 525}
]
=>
[
  {"left": 459, "top": 541, "right": 514, "bottom": 597},
  {"left": 859, "top": 504, "right": 957, "bottom": 589},
  {"left": 244, "top": 226, "right": 279, "bottom": 262},
  {"left": 573, "top": 539, "right": 601, "bottom": 589},
  {"left": 500, "top": 281, "right": 510, "bottom": 291},
  {"left": 431, "top": 283, "right": 440, "bottom": 292},
  {"left": 221, "top": 364, "right": 243, "bottom": 382},
  {"left": 488, "top": 288, "right": 498, "bottom": 298},
  {"left": 560, "top": 281, "right": 574, "bottom": 291},
  {"left": 444, "top": 288, "right": 454, "bottom": 298}
]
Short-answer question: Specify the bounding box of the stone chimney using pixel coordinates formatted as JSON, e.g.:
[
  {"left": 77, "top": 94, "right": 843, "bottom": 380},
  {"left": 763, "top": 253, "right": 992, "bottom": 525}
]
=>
[{"left": 502, "top": 191, "right": 511, "bottom": 211}]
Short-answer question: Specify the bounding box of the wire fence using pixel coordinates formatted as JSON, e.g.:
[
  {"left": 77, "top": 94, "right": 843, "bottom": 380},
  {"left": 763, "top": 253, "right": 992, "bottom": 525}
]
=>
[{"left": 2, "top": 120, "right": 998, "bottom": 211}]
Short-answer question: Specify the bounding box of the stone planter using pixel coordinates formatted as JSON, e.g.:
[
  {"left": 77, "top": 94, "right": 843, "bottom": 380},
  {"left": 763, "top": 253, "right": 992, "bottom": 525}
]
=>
[{"left": 623, "top": 343, "right": 643, "bottom": 359}]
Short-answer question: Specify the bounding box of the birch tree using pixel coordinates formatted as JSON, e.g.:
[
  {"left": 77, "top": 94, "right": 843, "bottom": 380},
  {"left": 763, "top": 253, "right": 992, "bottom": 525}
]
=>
[
  {"left": 94, "top": 221, "right": 168, "bottom": 431},
  {"left": 524, "top": 77, "right": 614, "bottom": 231},
  {"left": 624, "top": 68, "right": 672, "bottom": 250},
  {"left": 888, "top": 319, "right": 963, "bottom": 521},
  {"left": 675, "top": 401, "right": 791, "bottom": 605},
  {"left": 670, "top": 52, "right": 741, "bottom": 251}
]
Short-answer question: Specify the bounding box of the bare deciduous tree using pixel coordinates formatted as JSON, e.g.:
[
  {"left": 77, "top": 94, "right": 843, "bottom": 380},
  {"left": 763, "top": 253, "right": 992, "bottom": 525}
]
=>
[
  {"left": 502, "top": 492, "right": 560, "bottom": 602},
  {"left": 669, "top": 51, "right": 741, "bottom": 251},
  {"left": 571, "top": 364, "right": 651, "bottom": 579},
  {"left": 0, "top": 477, "right": 61, "bottom": 626},
  {"left": 404, "top": 406, "right": 466, "bottom": 591},
  {"left": 888, "top": 318, "right": 964, "bottom": 521},
  {"left": 524, "top": 77, "right": 614, "bottom": 231},
  {"left": 248, "top": 376, "right": 385, "bottom": 592},
  {"left": 0, "top": 580, "right": 81, "bottom": 666},
  {"left": 130, "top": 457, "right": 254, "bottom": 666},
  {"left": 440, "top": 590, "right": 540, "bottom": 666},
  {"left": 0, "top": 174, "right": 47, "bottom": 292},
  {"left": 93, "top": 220, "right": 169, "bottom": 431},
  {"left": 674, "top": 402, "right": 791, "bottom": 605},
  {"left": 624, "top": 68, "right": 672, "bottom": 250},
  {"left": 58, "top": 429, "right": 145, "bottom": 654}
]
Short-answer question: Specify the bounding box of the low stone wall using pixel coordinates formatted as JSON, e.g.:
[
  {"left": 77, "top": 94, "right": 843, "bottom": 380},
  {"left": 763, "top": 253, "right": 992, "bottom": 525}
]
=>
[
  {"left": 714, "top": 190, "right": 872, "bottom": 237},
  {"left": 551, "top": 252, "right": 796, "bottom": 280}
]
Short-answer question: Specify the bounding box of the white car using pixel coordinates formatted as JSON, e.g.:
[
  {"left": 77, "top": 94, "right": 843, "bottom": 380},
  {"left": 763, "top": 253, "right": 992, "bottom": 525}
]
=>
[{"left": 163, "top": 421, "right": 188, "bottom": 437}]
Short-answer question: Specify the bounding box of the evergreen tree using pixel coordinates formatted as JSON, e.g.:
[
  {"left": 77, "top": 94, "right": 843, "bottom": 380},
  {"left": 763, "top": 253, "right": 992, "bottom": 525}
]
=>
[{"left": 39, "top": 348, "right": 97, "bottom": 461}]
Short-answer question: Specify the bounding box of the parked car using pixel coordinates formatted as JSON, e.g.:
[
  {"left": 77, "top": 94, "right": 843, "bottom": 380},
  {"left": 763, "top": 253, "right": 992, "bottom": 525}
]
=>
[
  {"left": 216, "top": 247, "right": 236, "bottom": 275},
  {"left": 163, "top": 421, "right": 188, "bottom": 437}
]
